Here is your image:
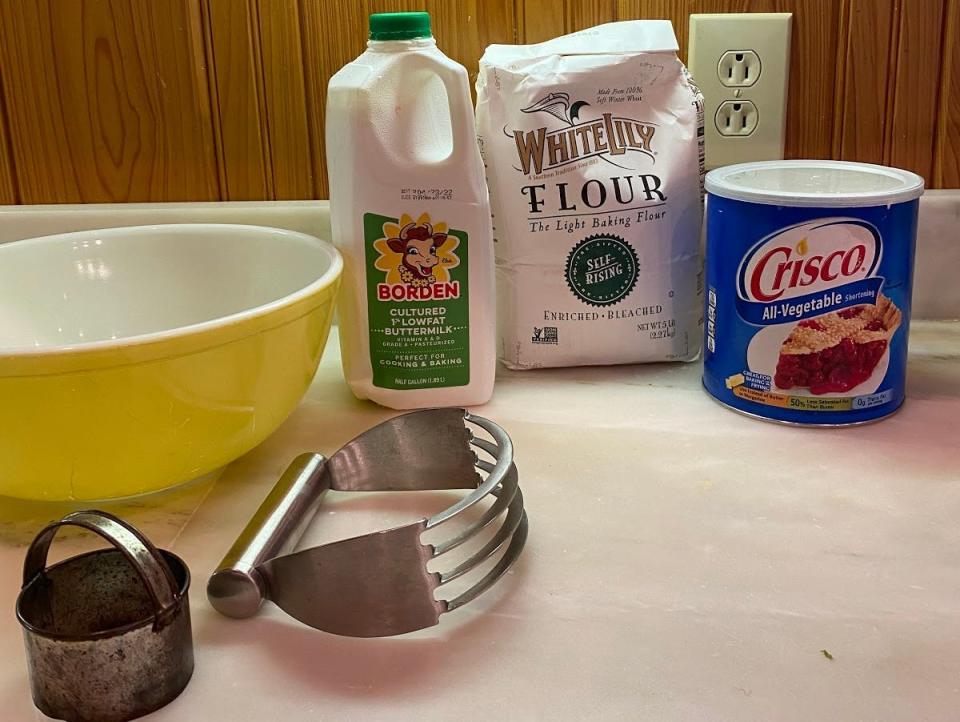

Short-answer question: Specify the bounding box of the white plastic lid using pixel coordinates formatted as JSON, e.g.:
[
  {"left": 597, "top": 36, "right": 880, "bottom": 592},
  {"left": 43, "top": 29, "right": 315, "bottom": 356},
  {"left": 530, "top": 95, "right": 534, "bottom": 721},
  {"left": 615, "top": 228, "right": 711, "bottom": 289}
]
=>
[{"left": 705, "top": 160, "right": 925, "bottom": 207}]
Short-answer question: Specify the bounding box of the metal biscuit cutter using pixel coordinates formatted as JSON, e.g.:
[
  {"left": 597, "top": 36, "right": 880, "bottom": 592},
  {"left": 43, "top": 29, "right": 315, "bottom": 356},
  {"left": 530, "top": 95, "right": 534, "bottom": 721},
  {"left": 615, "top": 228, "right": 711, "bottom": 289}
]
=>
[
  {"left": 208, "top": 408, "right": 528, "bottom": 637},
  {"left": 17, "top": 510, "right": 193, "bottom": 722}
]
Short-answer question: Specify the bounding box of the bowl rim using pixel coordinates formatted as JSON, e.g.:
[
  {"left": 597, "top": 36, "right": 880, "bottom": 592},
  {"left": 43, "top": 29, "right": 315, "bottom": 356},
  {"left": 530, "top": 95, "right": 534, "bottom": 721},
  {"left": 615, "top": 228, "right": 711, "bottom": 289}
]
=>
[{"left": 0, "top": 223, "right": 343, "bottom": 362}]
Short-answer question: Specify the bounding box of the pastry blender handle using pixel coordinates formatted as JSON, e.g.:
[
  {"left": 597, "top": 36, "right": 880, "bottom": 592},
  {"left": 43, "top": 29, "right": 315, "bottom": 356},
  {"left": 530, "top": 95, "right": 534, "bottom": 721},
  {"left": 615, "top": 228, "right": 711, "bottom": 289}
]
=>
[{"left": 207, "top": 453, "right": 330, "bottom": 618}]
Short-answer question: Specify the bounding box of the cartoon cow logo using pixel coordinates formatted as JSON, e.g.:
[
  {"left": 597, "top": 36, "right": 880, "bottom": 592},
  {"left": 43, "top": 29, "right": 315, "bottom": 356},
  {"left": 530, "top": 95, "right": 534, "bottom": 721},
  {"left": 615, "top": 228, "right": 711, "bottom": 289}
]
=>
[
  {"left": 373, "top": 212, "right": 460, "bottom": 289},
  {"left": 387, "top": 222, "right": 449, "bottom": 287}
]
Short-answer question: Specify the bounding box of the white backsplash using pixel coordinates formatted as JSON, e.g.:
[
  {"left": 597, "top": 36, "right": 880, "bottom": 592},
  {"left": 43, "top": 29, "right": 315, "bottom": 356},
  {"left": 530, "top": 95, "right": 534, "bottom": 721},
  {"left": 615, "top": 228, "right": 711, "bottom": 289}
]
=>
[
  {"left": 914, "top": 190, "right": 960, "bottom": 319},
  {"left": 1, "top": 192, "right": 957, "bottom": 318}
]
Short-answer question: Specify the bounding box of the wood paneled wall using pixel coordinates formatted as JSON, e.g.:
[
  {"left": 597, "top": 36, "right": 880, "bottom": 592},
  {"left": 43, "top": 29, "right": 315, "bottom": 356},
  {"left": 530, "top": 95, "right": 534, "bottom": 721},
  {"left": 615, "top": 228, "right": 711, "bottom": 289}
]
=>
[{"left": 0, "top": 0, "right": 956, "bottom": 204}]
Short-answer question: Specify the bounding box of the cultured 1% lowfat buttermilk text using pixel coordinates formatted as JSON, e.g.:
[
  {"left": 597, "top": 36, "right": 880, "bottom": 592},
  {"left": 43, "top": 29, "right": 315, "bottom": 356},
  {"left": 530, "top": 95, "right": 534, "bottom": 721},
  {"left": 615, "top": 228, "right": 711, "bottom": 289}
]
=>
[{"left": 702, "top": 160, "right": 924, "bottom": 426}]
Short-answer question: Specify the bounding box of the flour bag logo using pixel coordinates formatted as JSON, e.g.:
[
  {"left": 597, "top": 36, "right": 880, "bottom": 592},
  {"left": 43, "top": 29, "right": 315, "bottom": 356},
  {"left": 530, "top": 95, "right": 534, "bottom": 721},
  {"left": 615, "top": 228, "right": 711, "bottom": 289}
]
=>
[{"left": 511, "top": 92, "right": 659, "bottom": 174}]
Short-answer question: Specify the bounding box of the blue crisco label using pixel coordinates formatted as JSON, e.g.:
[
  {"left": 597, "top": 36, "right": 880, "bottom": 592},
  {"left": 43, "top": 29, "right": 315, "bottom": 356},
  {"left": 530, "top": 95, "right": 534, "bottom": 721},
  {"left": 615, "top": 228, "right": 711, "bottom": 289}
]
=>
[
  {"left": 703, "top": 195, "right": 918, "bottom": 425},
  {"left": 737, "top": 219, "right": 883, "bottom": 322}
]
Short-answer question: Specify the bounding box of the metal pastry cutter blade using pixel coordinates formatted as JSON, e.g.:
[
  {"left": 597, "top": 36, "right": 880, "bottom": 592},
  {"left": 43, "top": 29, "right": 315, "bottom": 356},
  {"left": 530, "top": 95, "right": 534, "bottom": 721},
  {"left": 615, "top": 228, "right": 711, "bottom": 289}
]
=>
[{"left": 208, "top": 408, "right": 527, "bottom": 637}]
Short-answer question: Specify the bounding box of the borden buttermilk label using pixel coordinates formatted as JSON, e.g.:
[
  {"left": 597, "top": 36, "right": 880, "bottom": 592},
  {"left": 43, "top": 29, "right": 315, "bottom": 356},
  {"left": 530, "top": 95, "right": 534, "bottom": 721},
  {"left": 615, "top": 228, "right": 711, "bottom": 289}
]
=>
[{"left": 364, "top": 212, "right": 470, "bottom": 389}]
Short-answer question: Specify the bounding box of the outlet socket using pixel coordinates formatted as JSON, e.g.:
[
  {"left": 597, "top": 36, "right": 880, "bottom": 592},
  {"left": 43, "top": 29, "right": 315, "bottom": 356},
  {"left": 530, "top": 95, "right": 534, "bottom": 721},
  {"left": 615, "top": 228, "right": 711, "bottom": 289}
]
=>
[
  {"left": 716, "top": 100, "right": 758, "bottom": 136},
  {"left": 689, "top": 13, "right": 792, "bottom": 169},
  {"left": 718, "top": 50, "right": 760, "bottom": 87}
]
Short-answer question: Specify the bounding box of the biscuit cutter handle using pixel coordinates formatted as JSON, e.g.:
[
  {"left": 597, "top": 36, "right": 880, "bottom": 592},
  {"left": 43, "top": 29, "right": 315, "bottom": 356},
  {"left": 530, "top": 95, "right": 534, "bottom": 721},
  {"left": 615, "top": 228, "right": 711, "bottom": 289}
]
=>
[{"left": 207, "top": 452, "right": 330, "bottom": 618}]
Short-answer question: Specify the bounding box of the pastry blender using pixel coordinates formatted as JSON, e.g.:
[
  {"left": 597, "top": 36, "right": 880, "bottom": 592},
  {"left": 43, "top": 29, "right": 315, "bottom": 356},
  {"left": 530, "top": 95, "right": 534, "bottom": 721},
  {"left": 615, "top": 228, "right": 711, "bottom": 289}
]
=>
[{"left": 208, "top": 408, "right": 527, "bottom": 637}]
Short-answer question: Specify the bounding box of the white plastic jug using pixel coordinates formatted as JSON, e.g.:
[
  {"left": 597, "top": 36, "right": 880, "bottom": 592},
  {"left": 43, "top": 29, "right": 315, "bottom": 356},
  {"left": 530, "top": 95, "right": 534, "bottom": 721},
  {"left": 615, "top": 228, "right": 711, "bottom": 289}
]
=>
[{"left": 326, "top": 12, "right": 495, "bottom": 410}]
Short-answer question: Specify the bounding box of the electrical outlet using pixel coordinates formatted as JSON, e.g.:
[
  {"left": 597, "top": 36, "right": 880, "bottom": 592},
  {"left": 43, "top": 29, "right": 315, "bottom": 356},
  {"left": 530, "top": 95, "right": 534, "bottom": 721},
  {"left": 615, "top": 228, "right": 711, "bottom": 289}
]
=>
[
  {"left": 718, "top": 50, "right": 760, "bottom": 87},
  {"left": 716, "top": 101, "right": 758, "bottom": 136},
  {"left": 689, "top": 13, "right": 792, "bottom": 169}
]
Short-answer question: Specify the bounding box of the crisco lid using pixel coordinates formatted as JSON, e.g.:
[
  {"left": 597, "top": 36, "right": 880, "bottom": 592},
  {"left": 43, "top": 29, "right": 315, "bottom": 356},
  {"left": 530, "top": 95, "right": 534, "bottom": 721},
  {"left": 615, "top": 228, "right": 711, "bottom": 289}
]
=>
[
  {"left": 369, "top": 12, "right": 432, "bottom": 41},
  {"left": 705, "top": 160, "right": 925, "bottom": 208}
]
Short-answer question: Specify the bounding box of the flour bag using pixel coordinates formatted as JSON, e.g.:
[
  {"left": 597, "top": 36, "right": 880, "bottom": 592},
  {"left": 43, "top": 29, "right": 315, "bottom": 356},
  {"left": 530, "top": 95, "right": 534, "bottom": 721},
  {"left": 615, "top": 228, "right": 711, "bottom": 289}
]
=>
[{"left": 476, "top": 21, "right": 705, "bottom": 369}]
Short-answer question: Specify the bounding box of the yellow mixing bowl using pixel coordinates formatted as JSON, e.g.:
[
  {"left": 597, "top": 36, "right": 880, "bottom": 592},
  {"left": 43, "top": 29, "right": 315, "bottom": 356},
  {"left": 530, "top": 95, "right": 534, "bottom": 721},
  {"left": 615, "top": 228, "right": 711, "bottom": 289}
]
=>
[{"left": 0, "top": 224, "right": 342, "bottom": 501}]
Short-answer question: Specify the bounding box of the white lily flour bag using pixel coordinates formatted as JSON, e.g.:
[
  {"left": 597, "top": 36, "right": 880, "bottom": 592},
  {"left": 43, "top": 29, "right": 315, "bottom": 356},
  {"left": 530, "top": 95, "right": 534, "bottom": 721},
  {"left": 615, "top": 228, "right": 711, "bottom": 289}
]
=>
[{"left": 476, "top": 21, "right": 704, "bottom": 369}]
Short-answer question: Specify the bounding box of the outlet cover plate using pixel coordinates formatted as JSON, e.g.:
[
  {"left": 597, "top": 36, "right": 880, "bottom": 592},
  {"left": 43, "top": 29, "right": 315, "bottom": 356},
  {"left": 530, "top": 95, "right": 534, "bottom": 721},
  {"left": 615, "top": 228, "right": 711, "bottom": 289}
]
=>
[{"left": 689, "top": 13, "right": 792, "bottom": 169}]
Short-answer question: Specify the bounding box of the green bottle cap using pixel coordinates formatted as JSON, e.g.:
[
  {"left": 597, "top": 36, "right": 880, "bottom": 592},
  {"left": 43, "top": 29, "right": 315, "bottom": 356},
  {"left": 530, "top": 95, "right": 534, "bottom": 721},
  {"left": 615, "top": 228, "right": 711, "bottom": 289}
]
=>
[{"left": 369, "top": 12, "right": 432, "bottom": 41}]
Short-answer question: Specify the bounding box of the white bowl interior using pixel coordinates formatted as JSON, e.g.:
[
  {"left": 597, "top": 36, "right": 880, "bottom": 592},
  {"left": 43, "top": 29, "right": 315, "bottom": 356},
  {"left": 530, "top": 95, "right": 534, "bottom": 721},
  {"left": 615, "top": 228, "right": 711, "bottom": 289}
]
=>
[{"left": 0, "top": 225, "right": 338, "bottom": 351}]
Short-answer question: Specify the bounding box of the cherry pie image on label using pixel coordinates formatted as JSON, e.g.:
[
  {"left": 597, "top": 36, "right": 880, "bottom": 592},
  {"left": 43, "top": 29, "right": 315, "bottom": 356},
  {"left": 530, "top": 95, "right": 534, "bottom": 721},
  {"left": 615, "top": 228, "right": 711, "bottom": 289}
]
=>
[
  {"left": 773, "top": 294, "right": 901, "bottom": 395},
  {"left": 701, "top": 160, "right": 924, "bottom": 426}
]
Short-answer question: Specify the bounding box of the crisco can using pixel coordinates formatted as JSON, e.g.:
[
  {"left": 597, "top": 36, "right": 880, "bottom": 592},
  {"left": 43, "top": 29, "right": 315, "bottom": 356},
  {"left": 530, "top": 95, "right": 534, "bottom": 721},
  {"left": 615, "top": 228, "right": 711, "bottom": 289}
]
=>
[{"left": 703, "top": 160, "right": 924, "bottom": 425}]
